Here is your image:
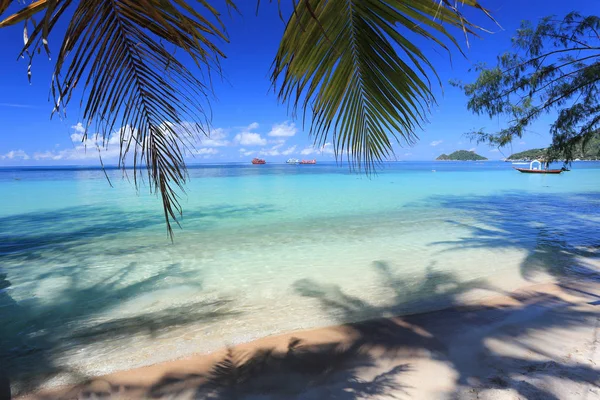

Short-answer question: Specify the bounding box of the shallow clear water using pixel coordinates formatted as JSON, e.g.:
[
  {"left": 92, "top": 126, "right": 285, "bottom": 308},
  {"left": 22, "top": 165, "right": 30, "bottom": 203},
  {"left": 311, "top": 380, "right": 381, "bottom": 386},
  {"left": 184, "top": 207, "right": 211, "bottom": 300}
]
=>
[{"left": 1, "top": 161, "right": 599, "bottom": 388}]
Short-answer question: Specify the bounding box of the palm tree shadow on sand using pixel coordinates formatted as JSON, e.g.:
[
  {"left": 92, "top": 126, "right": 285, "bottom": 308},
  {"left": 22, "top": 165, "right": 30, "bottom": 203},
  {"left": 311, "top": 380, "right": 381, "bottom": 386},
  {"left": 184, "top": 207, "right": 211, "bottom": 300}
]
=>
[
  {"left": 22, "top": 260, "right": 600, "bottom": 399},
  {"left": 0, "top": 262, "right": 240, "bottom": 397},
  {"left": 289, "top": 260, "right": 600, "bottom": 399},
  {"left": 149, "top": 339, "right": 412, "bottom": 399}
]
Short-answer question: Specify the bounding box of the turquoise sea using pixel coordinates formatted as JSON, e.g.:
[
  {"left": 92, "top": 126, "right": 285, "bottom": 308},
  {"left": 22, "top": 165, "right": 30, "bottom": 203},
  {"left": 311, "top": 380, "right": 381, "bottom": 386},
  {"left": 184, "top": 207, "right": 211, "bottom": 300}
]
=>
[{"left": 1, "top": 161, "right": 600, "bottom": 389}]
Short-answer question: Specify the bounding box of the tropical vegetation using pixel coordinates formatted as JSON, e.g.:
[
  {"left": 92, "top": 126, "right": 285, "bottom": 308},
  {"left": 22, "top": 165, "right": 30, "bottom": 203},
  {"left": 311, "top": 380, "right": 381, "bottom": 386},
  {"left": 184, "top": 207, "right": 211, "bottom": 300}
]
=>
[
  {"left": 507, "top": 132, "right": 600, "bottom": 161},
  {"left": 436, "top": 150, "right": 487, "bottom": 161},
  {"left": 454, "top": 13, "right": 600, "bottom": 164},
  {"left": 0, "top": 0, "right": 493, "bottom": 236}
]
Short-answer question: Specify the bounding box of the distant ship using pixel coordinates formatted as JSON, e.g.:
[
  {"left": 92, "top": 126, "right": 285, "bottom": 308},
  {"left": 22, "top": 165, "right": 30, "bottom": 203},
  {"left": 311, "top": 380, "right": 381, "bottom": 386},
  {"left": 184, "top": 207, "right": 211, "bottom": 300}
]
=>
[
  {"left": 286, "top": 158, "right": 299, "bottom": 164},
  {"left": 300, "top": 159, "right": 316, "bottom": 164},
  {"left": 251, "top": 158, "right": 266, "bottom": 164}
]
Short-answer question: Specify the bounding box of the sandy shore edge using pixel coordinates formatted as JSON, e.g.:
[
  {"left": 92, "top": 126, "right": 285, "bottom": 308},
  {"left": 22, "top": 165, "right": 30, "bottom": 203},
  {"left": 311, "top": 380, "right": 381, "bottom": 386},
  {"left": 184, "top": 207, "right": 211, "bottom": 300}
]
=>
[{"left": 15, "top": 278, "right": 600, "bottom": 399}]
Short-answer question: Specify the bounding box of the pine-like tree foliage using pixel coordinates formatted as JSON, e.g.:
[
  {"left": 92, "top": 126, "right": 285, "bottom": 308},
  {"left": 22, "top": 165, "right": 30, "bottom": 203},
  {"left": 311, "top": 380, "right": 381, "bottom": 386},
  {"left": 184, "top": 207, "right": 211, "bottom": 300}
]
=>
[{"left": 454, "top": 12, "right": 600, "bottom": 162}]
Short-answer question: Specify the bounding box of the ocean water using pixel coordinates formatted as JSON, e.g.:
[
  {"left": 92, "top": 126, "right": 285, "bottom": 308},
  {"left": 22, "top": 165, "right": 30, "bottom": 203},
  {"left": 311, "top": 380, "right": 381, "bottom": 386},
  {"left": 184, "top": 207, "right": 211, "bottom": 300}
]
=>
[{"left": 1, "top": 161, "right": 599, "bottom": 389}]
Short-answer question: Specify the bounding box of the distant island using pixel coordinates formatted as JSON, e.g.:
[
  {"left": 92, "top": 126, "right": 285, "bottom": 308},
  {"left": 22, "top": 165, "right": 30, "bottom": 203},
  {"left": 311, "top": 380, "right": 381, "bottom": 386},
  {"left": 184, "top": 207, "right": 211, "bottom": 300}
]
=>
[
  {"left": 436, "top": 150, "right": 488, "bottom": 161},
  {"left": 507, "top": 133, "right": 600, "bottom": 161}
]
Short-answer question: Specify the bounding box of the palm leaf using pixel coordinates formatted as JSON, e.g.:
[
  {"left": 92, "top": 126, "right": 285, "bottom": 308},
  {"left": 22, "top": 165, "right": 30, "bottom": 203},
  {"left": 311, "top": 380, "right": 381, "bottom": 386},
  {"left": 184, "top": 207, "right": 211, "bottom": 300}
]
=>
[
  {"left": 0, "top": 0, "right": 50, "bottom": 26},
  {"left": 272, "top": 0, "right": 491, "bottom": 170},
  {"left": 0, "top": 0, "right": 11, "bottom": 17},
  {"left": 1, "top": 0, "right": 233, "bottom": 238}
]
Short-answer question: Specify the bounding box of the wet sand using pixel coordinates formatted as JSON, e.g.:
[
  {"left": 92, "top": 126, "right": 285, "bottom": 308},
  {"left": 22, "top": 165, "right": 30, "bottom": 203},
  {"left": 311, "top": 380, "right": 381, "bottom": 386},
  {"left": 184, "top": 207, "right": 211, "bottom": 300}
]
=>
[{"left": 14, "top": 277, "right": 600, "bottom": 400}]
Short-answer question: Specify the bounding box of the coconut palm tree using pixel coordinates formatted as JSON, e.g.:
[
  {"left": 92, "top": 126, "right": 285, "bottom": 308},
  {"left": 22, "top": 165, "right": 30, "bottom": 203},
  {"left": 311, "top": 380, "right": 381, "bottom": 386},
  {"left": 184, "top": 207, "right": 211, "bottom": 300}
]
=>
[{"left": 0, "top": 0, "right": 492, "bottom": 236}]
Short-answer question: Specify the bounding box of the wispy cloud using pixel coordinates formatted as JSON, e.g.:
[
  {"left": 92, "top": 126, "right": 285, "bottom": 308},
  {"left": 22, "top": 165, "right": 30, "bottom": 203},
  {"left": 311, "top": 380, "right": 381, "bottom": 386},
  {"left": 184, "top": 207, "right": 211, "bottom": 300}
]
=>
[
  {"left": 199, "top": 127, "right": 229, "bottom": 147},
  {"left": 239, "top": 148, "right": 255, "bottom": 157},
  {"left": 0, "top": 103, "right": 34, "bottom": 108},
  {"left": 430, "top": 140, "right": 443, "bottom": 147},
  {"left": 0, "top": 149, "right": 30, "bottom": 160},
  {"left": 257, "top": 145, "right": 297, "bottom": 157},
  {"left": 192, "top": 148, "right": 219, "bottom": 156},
  {"left": 300, "top": 142, "right": 335, "bottom": 156},
  {"left": 34, "top": 124, "right": 134, "bottom": 161}
]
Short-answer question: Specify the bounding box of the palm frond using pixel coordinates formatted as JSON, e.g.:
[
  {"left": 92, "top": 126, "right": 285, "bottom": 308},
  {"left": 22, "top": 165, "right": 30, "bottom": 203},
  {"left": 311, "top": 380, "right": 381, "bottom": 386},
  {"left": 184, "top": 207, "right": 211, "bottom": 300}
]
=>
[
  {"left": 1, "top": 0, "right": 232, "bottom": 238},
  {"left": 272, "top": 0, "right": 491, "bottom": 171},
  {"left": 0, "top": 0, "right": 50, "bottom": 26},
  {"left": 0, "top": 0, "right": 10, "bottom": 17}
]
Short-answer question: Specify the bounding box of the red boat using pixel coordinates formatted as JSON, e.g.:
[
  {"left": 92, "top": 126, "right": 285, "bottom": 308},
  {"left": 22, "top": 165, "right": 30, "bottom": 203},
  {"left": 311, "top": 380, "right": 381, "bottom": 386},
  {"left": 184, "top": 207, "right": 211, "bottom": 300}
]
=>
[
  {"left": 514, "top": 167, "right": 563, "bottom": 174},
  {"left": 513, "top": 160, "right": 564, "bottom": 174},
  {"left": 300, "top": 159, "right": 316, "bottom": 164},
  {"left": 251, "top": 158, "right": 266, "bottom": 164}
]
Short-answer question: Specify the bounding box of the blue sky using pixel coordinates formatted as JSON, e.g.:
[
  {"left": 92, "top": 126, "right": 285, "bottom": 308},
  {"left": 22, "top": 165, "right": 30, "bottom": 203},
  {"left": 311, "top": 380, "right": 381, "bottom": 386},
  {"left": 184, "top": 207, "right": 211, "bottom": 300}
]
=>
[{"left": 0, "top": 0, "right": 596, "bottom": 165}]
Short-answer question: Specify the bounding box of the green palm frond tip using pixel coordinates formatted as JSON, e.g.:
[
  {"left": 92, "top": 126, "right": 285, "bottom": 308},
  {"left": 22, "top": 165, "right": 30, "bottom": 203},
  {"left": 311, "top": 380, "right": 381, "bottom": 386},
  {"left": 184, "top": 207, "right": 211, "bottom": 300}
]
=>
[{"left": 271, "top": 0, "right": 493, "bottom": 171}]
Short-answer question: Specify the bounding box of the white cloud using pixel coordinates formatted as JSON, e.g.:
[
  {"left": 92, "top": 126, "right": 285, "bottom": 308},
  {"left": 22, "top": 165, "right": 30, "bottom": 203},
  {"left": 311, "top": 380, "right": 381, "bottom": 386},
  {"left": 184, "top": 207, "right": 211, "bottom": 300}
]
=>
[
  {"left": 33, "top": 151, "right": 64, "bottom": 161},
  {"left": 430, "top": 140, "right": 443, "bottom": 147},
  {"left": 72, "top": 122, "right": 86, "bottom": 134},
  {"left": 257, "top": 144, "right": 297, "bottom": 157},
  {"left": 34, "top": 124, "right": 136, "bottom": 161},
  {"left": 404, "top": 152, "right": 413, "bottom": 156},
  {"left": 468, "top": 147, "right": 476, "bottom": 152},
  {"left": 193, "top": 148, "right": 219, "bottom": 156},
  {"left": 259, "top": 148, "right": 280, "bottom": 156},
  {"left": 167, "top": 122, "right": 229, "bottom": 148},
  {"left": 282, "top": 145, "right": 296, "bottom": 155},
  {"left": 233, "top": 122, "right": 267, "bottom": 146},
  {"left": 268, "top": 121, "right": 297, "bottom": 137},
  {"left": 239, "top": 148, "right": 256, "bottom": 156},
  {"left": 300, "top": 142, "right": 335, "bottom": 155},
  {"left": 519, "top": 141, "right": 526, "bottom": 145},
  {"left": 70, "top": 123, "right": 87, "bottom": 143},
  {"left": 199, "top": 127, "right": 229, "bottom": 147},
  {"left": 235, "top": 132, "right": 267, "bottom": 146},
  {"left": 1, "top": 149, "right": 30, "bottom": 160},
  {"left": 489, "top": 148, "right": 500, "bottom": 153}
]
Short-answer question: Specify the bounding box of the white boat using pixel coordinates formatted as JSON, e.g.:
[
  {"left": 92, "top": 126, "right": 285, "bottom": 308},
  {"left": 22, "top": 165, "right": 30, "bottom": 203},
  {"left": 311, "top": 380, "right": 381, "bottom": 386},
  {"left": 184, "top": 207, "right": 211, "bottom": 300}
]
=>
[{"left": 286, "top": 158, "right": 299, "bottom": 164}]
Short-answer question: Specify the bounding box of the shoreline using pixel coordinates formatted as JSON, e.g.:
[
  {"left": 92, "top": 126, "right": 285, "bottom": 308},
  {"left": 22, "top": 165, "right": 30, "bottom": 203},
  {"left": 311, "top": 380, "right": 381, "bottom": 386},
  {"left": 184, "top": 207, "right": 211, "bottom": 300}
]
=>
[{"left": 16, "top": 277, "right": 600, "bottom": 399}]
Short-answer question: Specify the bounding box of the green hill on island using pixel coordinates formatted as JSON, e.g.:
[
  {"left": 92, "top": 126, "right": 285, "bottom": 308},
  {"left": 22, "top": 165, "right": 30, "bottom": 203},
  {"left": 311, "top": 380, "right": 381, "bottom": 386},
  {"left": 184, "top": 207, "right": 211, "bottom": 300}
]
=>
[
  {"left": 436, "top": 150, "right": 488, "bottom": 161},
  {"left": 507, "top": 134, "right": 600, "bottom": 161}
]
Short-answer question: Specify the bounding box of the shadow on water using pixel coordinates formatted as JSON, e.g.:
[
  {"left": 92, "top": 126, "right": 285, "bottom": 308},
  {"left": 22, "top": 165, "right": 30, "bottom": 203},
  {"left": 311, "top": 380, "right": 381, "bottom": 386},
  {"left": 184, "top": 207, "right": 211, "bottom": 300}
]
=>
[
  {"left": 0, "top": 203, "right": 279, "bottom": 259},
  {"left": 0, "top": 203, "right": 280, "bottom": 396},
  {"left": 429, "top": 192, "right": 600, "bottom": 280}
]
